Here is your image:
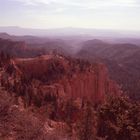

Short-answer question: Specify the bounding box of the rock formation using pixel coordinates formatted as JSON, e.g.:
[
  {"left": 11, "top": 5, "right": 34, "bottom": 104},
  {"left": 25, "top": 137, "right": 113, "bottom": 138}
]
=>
[{"left": 0, "top": 54, "right": 121, "bottom": 107}]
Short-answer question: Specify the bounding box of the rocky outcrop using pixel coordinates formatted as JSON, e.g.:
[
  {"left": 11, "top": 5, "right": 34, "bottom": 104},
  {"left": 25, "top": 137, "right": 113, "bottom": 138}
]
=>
[
  {"left": 59, "top": 64, "right": 120, "bottom": 103},
  {"left": 0, "top": 54, "right": 124, "bottom": 139},
  {"left": 4, "top": 55, "right": 121, "bottom": 106}
]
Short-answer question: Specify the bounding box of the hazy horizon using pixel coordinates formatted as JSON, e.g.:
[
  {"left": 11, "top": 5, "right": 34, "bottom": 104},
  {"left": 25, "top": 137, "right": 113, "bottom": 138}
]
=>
[
  {"left": 1, "top": 26, "right": 140, "bottom": 37},
  {"left": 1, "top": 26, "right": 140, "bottom": 32},
  {"left": 0, "top": 0, "right": 140, "bottom": 31}
]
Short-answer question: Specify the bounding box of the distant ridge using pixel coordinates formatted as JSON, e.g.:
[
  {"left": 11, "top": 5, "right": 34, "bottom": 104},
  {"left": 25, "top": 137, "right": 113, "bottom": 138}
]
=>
[{"left": 0, "top": 26, "right": 140, "bottom": 37}]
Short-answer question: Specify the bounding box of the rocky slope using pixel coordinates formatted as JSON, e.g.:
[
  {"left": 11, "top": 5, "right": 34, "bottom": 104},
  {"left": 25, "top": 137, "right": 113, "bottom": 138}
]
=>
[
  {"left": 14, "top": 54, "right": 121, "bottom": 105},
  {"left": 0, "top": 52, "right": 140, "bottom": 140},
  {"left": 0, "top": 52, "right": 121, "bottom": 109}
]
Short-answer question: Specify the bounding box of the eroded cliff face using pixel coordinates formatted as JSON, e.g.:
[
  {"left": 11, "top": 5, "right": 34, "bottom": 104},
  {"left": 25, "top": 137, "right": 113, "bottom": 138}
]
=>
[
  {"left": 59, "top": 64, "right": 120, "bottom": 104},
  {"left": 0, "top": 54, "right": 121, "bottom": 107}
]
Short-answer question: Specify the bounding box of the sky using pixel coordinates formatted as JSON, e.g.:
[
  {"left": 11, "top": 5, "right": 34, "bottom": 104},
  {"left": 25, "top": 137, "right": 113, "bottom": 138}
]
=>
[{"left": 0, "top": 0, "right": 140, "bottom": 30}]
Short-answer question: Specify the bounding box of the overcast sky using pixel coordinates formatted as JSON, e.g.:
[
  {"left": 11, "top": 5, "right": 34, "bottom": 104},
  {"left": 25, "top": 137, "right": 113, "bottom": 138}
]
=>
[{"left": 0, "top": 0, "right": 140, "bottom": 30}]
